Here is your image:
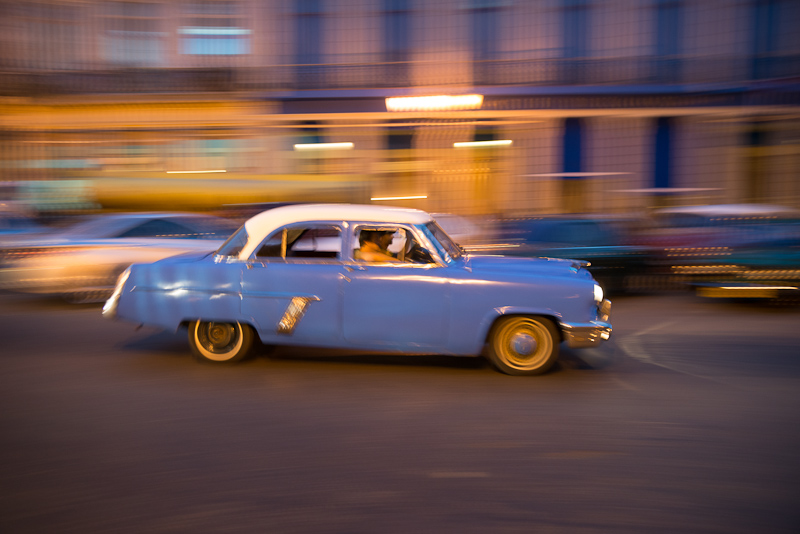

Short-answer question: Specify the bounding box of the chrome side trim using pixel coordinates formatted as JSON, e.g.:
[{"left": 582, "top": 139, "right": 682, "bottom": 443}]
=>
[{"left": 277, "top": 296, "right": 320, "bottom": 334}]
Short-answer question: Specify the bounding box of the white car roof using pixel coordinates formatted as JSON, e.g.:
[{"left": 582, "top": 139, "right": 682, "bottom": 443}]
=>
[{"left": 241, "top": 203, "right": 433, "bottom": 257}]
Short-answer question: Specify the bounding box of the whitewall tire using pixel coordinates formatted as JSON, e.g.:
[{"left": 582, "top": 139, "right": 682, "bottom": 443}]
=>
[{"left": 188, "top": 320, "right": 255, "bottom": 363}]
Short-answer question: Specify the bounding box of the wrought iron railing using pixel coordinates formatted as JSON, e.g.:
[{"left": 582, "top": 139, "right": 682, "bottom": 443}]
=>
[{"left": 1, "top": 54, "right": 798, "bottom": 97}]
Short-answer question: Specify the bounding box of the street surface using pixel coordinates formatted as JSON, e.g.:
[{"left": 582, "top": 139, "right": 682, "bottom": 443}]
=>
[{"left": 1, "top": 292, "right": 799, "bottom": 533}]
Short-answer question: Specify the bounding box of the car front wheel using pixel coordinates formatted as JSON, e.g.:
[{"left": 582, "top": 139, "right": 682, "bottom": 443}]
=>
[
  {"left": 486, "top": 316, "right": 560, "bottom": 376},
  {"left": 188, "top": 320, "right": 255, "bottom": 363}
]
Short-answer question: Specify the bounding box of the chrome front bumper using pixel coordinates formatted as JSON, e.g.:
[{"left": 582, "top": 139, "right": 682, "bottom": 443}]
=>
[{"left": 560, "top": 299, "right": 612, "bottom": 349}]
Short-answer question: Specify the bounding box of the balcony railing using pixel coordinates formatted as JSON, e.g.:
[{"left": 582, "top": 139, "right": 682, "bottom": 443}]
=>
[
  {"left": 0, "top": 68, "right": 238, "bottom": 97},
  {"left": 1, "top": 54, "right": 798, "bottom": 97}
]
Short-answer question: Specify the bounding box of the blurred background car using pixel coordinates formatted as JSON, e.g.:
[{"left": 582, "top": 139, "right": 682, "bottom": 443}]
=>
[
  {"left": 638, "top": 204, "right": 800, "bottom": 249},
  {"left": 636, "top": 204, "right": 800, "bottom": 302},
  {"left": 430, "top": 213, "right": 492, "bottom": 247},
  {"left": 0, "top": 212, "right": 237, "bottom": 303},
  {"left": 469, "top": 215, "right": 652, "bottom": 295},
  {"left": 0, "top": 199, "right": 45, "bottom": 237}
]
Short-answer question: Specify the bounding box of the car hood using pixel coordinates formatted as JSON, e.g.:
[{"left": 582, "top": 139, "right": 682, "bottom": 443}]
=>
[{"left": 463, "top": 253, "right": 593, "bottom": 279}]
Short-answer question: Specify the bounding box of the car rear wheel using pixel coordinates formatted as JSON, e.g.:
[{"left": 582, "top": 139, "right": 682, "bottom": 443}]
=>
[
  {"left": 486, "top": 316, "right": 560, "bottom": 376},
  {"left": 188, "top": 320, "right": 255, "bottom": 363}
]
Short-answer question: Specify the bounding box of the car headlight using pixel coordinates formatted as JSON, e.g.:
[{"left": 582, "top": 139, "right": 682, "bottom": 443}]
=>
[{"left": 593, "top": 283, "right": 604, "bottom": 304}]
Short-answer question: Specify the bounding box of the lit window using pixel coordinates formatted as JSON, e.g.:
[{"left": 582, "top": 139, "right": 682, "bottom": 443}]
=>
[
  {"left": 181, "top": 1, "right": 250, "bottom": 56},
  {"left": 18, "top": 2, "right": 81, "bottom": 70},
  {"left": 102, "top": 2, "right": 165, "bottom": 66}
]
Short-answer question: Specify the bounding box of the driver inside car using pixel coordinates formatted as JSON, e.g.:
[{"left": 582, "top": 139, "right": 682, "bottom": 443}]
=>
[{"left": 355, "top": 229, "right": 401, "bottom": 262}]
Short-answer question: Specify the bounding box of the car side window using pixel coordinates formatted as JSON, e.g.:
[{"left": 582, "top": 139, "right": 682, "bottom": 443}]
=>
[
  {"left": 255, "top": 225, "right": 342, "bottom": 260},
  {"left": 353, "top": 226, "right": 435, "bottom": 265}
]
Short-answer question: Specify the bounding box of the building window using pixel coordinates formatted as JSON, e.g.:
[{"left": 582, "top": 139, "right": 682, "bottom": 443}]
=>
[
  {"left": 654, "top": 117, "right": 674, "bottom": 189},
  {"left": 562, "top": 0, "right": 589, "bottom": 60},
  {"left": 562, "top": 118, "right": 585, "bottom": 213},
  {"left": 180, "top": 1, "right": 250, "bottom": 56},
  {"left": 654, "top": 0, "right": 682, "bottom": 82},
  {"left": 745, "top": 122, "right": 768, "bottom": 201},
  {"left": 751, "top": 0, "right": 788, "bottom": 79},
  {"left": 295, "top": 0, "right": 323, "bottom": 65},
  {"left": 473, "top": 129, "right": 496, "bottom": 144},
  {"left": 102, "top": 2, "right": 165, "bottom": 66},
  {"left": 16, "top": 2, "right": 81, "bottom": 70},
  {"left": 470, "top": 1, "right": 501, "bottom": 62},
  {"left": 562, "top": 118, "right": 583, "bottom": 174},
  {"left": 294, "top": 122, "right": 325, "bottom": 174},
  {"left": 383, "top": 0, "right": 411, "bottom": 63},
  {"left": 561, "top": 0, "right": 590, "bottom": 84},
  {"left": 299, "top": 122, "right": 324, "bottom": 145},
  {"left": 386, "top": 122, "right": 413, "bottom": 151}
]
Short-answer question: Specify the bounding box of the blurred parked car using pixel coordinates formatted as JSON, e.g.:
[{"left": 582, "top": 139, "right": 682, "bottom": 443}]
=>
[
  {"left": 473, "top": 216, "right": 651, "bottom": 295},
  {"left": 639, "top": 203, "right": 800, "bottom": 249},
  {"left": 0, "top": 211, "right": 237, "bottom": 302},
  {"left": 638, "top": 204, "right": 800, "bottom": 302},
  {"left": 104, "top": 204, "right": 612, "bottom": 376},
  {"left": 0, "top": 212, "right": 44, "bottom": 236}
]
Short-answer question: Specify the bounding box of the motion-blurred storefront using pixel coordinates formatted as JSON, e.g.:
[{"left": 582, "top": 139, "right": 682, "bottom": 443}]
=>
[{"left": 0, "top": 0, "right": 798, "bottom": 217}]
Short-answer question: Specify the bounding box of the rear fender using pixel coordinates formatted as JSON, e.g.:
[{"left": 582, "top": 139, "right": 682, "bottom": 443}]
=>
[{"left": 116, "top": 262, "right": 244, "bottom": 332}]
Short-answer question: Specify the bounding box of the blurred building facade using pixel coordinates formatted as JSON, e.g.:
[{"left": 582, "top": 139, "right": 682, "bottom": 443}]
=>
[{"left": 0, "top": 0, "right": 798, "bottom": 216}]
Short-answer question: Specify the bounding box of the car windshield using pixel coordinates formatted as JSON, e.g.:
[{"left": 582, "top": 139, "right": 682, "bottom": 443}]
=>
[
  {"left": 216, "top": 224, "right": 249, "bottom": 257},
  {"left": 422, "top": 221, "right": 463, "bottom": 261}
]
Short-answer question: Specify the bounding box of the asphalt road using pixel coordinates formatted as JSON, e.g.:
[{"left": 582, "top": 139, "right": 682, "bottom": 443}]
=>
[{"left": 1, "top": 292, "right": 799, "bottom": 533}]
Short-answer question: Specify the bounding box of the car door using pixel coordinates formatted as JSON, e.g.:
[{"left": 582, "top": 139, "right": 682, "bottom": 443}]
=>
[
  {"left": 240, "top": 223, "right": 347, "bottom": 344},
  {"left": 341, "top": 225, "right": 450, "bottom": 350}
]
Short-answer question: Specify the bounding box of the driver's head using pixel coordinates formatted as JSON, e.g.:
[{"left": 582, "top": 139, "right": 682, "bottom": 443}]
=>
[{"left": 361, "top": 230, "right": 394, "bottom": 247}]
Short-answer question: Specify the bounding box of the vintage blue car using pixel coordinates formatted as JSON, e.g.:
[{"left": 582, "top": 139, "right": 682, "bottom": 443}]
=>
[{"left": 103, "top": 204, "right": 612, "bottom": 376}]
